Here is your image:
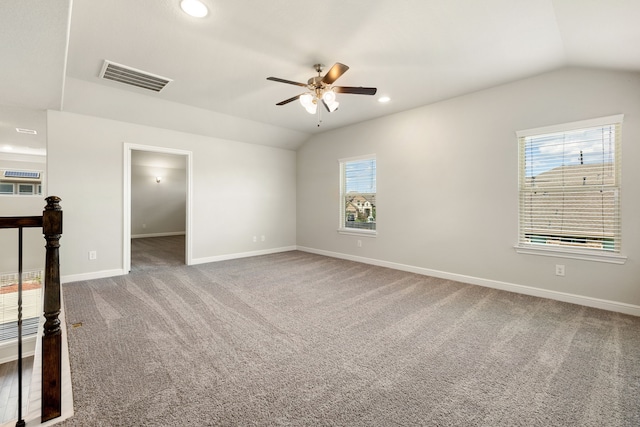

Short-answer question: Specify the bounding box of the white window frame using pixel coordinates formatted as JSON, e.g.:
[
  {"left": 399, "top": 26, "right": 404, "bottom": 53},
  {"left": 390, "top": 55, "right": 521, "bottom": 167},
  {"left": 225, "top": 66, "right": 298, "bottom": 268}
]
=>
[
  {"left": 338, "top": 154, "right": 377, "bottom": 237},
  {"left": 514, "top": 115, "right": 626, "bottom": 264},
  {"left": 0, "top": 183, "right": 14, "bottom": 194},
  {"left": 18, "top": 183, "right": 35, "bottom": 195}
]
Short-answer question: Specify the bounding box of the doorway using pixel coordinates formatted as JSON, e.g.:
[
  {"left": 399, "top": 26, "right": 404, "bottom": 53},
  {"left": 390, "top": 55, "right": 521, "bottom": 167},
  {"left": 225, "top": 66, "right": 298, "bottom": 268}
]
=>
[{"left": 123, "top": 144, "right": 193, "bottom": 273}]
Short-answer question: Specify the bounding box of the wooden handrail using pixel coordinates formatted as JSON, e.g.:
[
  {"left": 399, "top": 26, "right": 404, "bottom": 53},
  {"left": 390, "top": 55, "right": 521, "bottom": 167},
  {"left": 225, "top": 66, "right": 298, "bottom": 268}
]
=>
[{"left": 0, "top": 216, "right": 42, "bottom": 228}]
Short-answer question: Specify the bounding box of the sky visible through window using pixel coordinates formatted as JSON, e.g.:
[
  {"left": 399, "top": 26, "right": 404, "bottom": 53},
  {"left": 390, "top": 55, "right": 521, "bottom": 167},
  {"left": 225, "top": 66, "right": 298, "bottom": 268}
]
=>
[
  {"left": 524, "top": 124, "right": 616, "bottom": 177},
  {"left": 345, "top": 159, "right": 376, "bottom": 193}
]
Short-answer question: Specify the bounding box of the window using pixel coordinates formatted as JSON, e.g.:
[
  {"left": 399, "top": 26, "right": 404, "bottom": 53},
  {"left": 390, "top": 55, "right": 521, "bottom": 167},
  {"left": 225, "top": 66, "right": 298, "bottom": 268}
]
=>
[
  {"left": 516, "top": 115, "right": 625, "bottom": 263},
  {"left": 0, "top": 271, "right": 42, "bottom": 344},
  {"left": 0, "top": 169, "right": 43, "bottom": 196},
  {"left": 0, "top": 183, "right": 13, "bottom": 194},
  {"left": 18, "top": 183, "right": 35, "bottom": 195},
  {"left": 339, "top": 155, "right": 376, "bottom": 234}
]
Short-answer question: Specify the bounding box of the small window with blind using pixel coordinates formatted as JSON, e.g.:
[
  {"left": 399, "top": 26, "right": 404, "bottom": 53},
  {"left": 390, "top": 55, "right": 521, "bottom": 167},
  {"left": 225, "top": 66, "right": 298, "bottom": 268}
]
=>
[
  {"left": 515, "top": 115, "right": 625, "bottom": 263},
  {"left": 339, "top": 155, "right": 376, "bottom": 235}
]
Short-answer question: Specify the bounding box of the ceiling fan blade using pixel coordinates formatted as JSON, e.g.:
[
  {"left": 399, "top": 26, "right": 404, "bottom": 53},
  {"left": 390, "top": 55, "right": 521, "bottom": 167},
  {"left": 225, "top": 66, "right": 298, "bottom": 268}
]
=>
[
  {"left": 267, "top": 77, "right": 307, "bottom": 87},
  {"left": 322, "top": 63, "right": 349, "bottom": 85},
  {"left": 334, "top": 86, "right": 377, "bottom": 95},
  {"left": 276, "top": 93, "right": 304, "bottom": 106}
]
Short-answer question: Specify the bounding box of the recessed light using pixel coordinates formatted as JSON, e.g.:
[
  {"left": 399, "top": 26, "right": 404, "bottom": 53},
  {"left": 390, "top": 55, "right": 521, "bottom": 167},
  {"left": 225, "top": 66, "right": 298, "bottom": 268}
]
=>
[
  {"left": 378, "top": 96, "right": 391, "bottom": 103},
  {"left": 180, "top": 0, "right": 208, "bottom": 18},
  {"left": 16, "top": 128, "right": 37, "bottom": 134}
]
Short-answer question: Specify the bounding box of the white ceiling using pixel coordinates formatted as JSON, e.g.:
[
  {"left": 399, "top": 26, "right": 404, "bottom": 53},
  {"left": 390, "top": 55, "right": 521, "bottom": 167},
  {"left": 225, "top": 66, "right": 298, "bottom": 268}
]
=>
[
  {"left": 2, "top": 0, "right": 640, "bottom": 152},
  {"left": 0, "top": 105, "right": 47, "bottom": 157}
]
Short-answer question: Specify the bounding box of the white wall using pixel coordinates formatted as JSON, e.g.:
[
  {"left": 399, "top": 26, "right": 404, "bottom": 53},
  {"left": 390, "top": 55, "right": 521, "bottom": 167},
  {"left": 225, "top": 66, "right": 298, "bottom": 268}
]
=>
[
  {"left": 131, "top": 156, "right": 186, "bottom": 237},
  {"left": 0, "top": 155, "right": 47, "bottom": 273},
  {"left": 64, "top": 77, "right": 310, "bottom": 151},
  {"left": 47, "top": 110, "right": 297, "bottom": 279},
  {"left": 297, "top": 67, "right": 640, "bottom": 309}
]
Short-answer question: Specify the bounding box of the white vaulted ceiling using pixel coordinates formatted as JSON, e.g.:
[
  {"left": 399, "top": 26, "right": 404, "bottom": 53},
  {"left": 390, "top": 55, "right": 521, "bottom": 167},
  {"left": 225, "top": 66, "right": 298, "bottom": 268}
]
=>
[{"left": 2, "top": 0, "right": 640, "bottom": 150}]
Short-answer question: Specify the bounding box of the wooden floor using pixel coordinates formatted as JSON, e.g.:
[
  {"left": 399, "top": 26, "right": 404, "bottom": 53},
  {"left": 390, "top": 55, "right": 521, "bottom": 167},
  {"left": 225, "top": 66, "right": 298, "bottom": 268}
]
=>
[{"left": 0, "top": 356, "right": 33, "bottom": 424}]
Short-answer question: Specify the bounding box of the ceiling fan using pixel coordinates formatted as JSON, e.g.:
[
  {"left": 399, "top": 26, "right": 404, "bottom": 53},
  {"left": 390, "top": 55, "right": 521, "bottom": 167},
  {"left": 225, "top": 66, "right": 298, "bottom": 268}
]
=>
[{"left": 267, "top": 63, "right": 377, "bottom": 115}]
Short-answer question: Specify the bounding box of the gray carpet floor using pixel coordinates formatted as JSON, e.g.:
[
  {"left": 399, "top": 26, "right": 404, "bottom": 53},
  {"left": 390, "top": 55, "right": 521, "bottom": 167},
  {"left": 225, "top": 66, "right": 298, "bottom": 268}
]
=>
[
  {"left": 60, "top": 250, "right": 640, "bottom": 426},
  {"left": 130, "top": 235, "right": 185, "bottom": 272}
]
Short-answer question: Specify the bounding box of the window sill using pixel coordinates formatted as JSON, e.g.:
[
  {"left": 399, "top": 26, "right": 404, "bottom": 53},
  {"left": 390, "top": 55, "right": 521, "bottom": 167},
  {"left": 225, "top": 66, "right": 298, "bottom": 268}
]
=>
[
  {"left": 514, "top": 244, "right": 627, "bottom": 264},
  {"left": 337, "top": 228, "right": 377, "bottom": 237}
]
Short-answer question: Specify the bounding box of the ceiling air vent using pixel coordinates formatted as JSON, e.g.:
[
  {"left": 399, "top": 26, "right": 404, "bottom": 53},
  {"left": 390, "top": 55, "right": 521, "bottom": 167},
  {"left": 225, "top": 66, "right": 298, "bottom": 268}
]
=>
[{"left": 99, "top": 60, "right": 172, "bottom": 92}]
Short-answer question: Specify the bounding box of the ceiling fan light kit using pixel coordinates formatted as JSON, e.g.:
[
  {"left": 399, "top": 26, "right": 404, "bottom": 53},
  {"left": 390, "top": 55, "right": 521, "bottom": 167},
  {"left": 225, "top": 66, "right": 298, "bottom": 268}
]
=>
[
  {"left": 322, "top": 91, "right": 339, "bottom": 112},
  {"left": 267, "top": 63, "right": 377, "bottom": 124},
  {"left": 180, "top": 0, "right": 209, "bottom": 18},
  {"left": 299, "top": 93, "right": 316, "bottom": 114}
]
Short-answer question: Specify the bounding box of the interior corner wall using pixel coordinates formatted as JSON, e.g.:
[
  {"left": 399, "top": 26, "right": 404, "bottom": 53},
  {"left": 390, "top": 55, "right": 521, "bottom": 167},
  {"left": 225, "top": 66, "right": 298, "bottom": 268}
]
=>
[
  {"left": 296, "top": 67, "right": 640, "bottom": 307},
  {"left": 46, "top": 110, "right": 296, "bottom": 279},
  {"left": 131, "top": 161, "right": 186, "bottom": 237},
  {"left": 0, "top": 157, "right": 48, "bottom": 273}
]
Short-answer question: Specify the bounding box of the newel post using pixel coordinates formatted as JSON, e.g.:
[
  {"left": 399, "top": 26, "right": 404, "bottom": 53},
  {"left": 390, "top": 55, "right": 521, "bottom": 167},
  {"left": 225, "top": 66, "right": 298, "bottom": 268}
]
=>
[{"left": 41, "top": 196, "right": 62, "bottom": 422}]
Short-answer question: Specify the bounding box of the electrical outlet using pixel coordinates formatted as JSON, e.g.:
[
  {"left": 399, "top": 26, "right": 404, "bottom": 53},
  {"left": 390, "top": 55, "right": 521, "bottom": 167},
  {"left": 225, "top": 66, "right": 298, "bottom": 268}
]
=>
[
  {"left": 253, "top": 236, "right": 257, "bottom": 243},
  {"left": 89, "top": 251, "right": 97, "bottom": 260},
  {"left": 555, "top": 264, "right": 565, "bottom": 276},
  {"left": 142, "top": 223, "right": 146, "bottom": 229},
  {"left": 357, "top": 240, "right": 362, "bottom": 248}
]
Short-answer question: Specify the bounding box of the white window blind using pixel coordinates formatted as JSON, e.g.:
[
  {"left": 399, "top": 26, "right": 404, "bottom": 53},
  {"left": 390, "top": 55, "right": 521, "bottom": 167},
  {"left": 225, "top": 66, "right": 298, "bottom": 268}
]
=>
[
  {"left": 339, "top": 155, "right": 376, "bottom": 232},
  {"left": 517, "top": 116, "right": 622, "bottom": 254}
]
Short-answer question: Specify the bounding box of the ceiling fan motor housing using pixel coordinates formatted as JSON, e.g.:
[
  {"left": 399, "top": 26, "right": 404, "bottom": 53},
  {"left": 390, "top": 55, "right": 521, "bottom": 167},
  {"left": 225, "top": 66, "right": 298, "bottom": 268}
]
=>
[{"left": 308, "top": 76, "right": 326, "bottom": 88}]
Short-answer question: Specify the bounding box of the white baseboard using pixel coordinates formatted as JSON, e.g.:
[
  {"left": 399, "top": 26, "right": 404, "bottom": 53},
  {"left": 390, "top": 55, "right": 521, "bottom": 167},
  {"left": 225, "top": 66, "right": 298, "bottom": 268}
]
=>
[
  {"left": 131, "top": 231, "right": 185, "bottom": 239},
  {"left": 57, "top": 245, "right": 638, "bottom": 316},
  {"left": 62, "top": 269, "right": 127, "bottom": 284},
  {"left": 60, "top": 247, "right": 297, "bottom": 282},
  {"left": 297, "top": 246, "right": 640, "bottom": 317},
  {"left": 192, "top": 246, "right": 298, "bottom": 265}
]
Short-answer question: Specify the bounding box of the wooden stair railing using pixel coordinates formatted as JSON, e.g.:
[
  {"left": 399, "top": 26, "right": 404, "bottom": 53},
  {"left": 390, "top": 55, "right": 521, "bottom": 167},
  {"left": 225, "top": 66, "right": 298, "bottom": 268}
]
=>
[
  {"left": 41, "top": 196, "right": 63, "bottom": 422},
  {"left": 0, "top": 196, "right": 63, "bottom": 424}
]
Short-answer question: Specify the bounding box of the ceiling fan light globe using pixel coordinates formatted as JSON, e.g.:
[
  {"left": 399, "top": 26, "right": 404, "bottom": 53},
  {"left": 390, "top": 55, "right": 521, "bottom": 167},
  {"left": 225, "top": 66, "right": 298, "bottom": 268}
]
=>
[
  {"left": 305, "top": 104, "right": 317, "bottom": 114},
  {"left": 180, "top": 0, "right": 208, "bottom": 17},
  {"left": 300, "top": 93, "right": 314, "bottom": 107},
  {"left": 327, "top": 101, "right": 339, "bottom": 112},
  {"left": 322, "top": 90, "right": 336, "bottom": 103}
]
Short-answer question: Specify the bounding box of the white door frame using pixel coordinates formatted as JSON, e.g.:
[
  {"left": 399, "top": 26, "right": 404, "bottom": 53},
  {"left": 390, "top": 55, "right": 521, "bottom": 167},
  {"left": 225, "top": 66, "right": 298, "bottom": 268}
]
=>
[{"left": 123, "top": 143, "right": 193, "bottom": 272}]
